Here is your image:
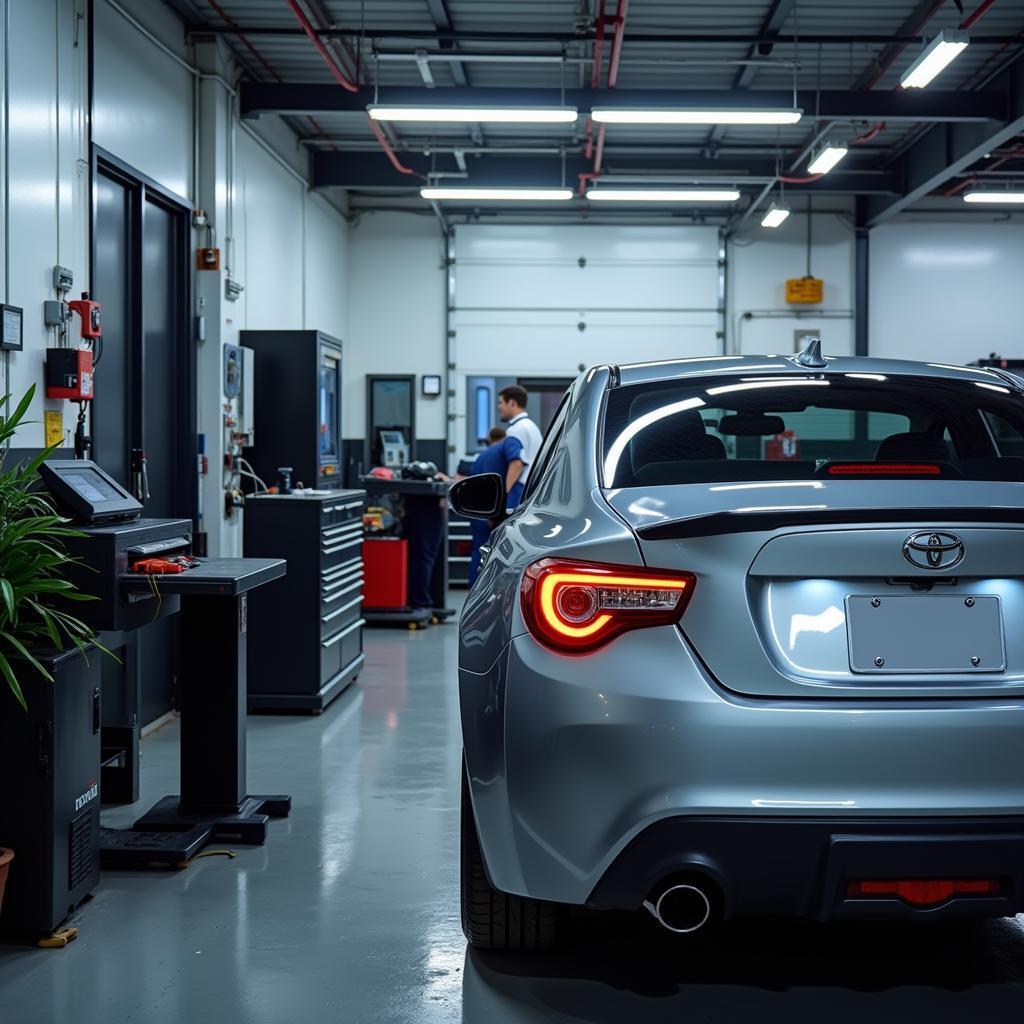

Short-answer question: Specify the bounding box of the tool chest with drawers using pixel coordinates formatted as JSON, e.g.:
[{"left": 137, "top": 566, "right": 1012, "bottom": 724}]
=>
[{"left": 243, "top": 490, "right": 366, "bottom": 712}]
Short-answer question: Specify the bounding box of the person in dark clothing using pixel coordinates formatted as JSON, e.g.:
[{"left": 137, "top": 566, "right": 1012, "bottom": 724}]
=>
[
  {"left": 468, "top": 426, "right": 524, "bottom": 585},
  {"left": 404, "top": 490, "right": 446, "bottom": 612}
]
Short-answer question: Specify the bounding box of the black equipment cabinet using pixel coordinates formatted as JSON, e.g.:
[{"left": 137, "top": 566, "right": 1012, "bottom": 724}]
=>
[
  {"left": 0, "top": 647, "right": 101, "bottom": 936},
  {"left": 244, "top": 490, "right": 366, "bottom": 712},
  {"left": 241, "top": 329, "right": 344, "bottom": 491}
]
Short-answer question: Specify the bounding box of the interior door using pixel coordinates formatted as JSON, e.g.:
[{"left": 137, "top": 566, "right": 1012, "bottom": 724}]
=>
[{"left": 93, "top": 154, "right": 194, "bottom": 726}]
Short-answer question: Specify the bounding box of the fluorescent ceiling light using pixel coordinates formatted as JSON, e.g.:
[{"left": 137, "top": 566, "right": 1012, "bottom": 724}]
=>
[
  {"left": 900, "top": 30, "right": 969, "bottom": 89},
  {"left": 963, "top": 191, "right": 1024, "bottom": 204},
  {"left": 369, "top": 105, "right": 577, "bottom": 123},
  {"left": 760, "top": 202, "right": 791, "bottom": 228},
  {"left": 420, "top": 187, "right": 573, "bottom": 201},
  {"left": 586, "top": 188, "right": 740, "bottom": 202},
  {"left": 807, "top": 143, "right": 849, "bottom": 176},
  {"left": 591, "top": 108, "right": 802, "bottom": 125}
]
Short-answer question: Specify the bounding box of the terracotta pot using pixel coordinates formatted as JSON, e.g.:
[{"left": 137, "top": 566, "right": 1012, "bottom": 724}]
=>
[{"left": 0, "top": 848, "right": 12, "bottom": 914}]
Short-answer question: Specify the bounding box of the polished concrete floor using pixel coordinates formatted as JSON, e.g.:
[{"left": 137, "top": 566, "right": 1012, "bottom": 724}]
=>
[{"left": 3, "top": 606, "right": 1024, "bottom": 1023}]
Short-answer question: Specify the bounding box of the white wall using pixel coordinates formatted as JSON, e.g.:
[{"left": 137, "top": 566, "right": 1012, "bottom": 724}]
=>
[
  {"left": 1, "top": 0, "right": 89, "bottom": 446},
  {"left": 346, "top": 211, "right": 446, "bottom": 442},
  {"left": 728, "top": 212, "right": 855, "bottom": 357},
  {"left": 92, "top": 0, "right": 193, "bottom": 202},
  {"left": 0, "top": 0, "right": 350, "bottom": 555},
  {"left": 870, "top": 222, "right": 1024, "bottom": 365}
]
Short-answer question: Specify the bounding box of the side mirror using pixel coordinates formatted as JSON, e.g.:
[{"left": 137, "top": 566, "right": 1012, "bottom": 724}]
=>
[{"left": 449, "top": 473, "right": 506, "bottom": 520}]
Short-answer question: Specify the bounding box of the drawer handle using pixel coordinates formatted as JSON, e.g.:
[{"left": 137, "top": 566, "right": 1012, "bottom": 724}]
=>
[
  {"left": 322, "top": 595, "right": 363, "bottom": 622},
  {"left": 322, "top": 619, "right": 364, "bottom": 647},
  {"left": 330, "top": 500, "right": 364, "bottom": 512},
  {"left": 322, "top": 559, "right": 361, "bottom": 581},
  {"left": 324, "top": 581, "right": 363, "bottom": 603},
  {"left": 325, "top": 524, "right": 366, "bottom": 540},
  {"left": 323, "top": 538, "right": 363, "bottom": 555},
  {"left": 323, "top": 572, "right": 363, "bottom": 593}
]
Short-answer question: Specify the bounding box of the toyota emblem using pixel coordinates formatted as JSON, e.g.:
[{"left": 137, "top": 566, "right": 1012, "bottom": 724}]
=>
[{"left": 902, "top": 531, "right": 965, "bottom": 571}]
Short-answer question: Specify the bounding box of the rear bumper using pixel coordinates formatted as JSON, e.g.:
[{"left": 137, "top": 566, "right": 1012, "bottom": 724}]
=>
[
  {"left": 461, "top": 626, "right": 1024, "bottom": 907},
  {"left": 587, "top": 815, "right": 1024, "bottom": 921}
]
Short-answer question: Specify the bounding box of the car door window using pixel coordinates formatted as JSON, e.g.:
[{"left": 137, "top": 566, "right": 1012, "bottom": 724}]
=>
[{"left": 521, "top": 395, "right": 570, "bottom": 504}]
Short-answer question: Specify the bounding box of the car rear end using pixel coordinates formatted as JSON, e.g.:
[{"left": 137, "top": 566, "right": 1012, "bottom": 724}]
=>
[{"left": 469, "top": 358, "right": 1024, "bottom": 928}]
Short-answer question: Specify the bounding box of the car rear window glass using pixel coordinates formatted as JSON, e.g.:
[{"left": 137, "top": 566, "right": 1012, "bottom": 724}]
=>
[{"left": 601, "top": 373, "right": 1024, "bottom": 488}]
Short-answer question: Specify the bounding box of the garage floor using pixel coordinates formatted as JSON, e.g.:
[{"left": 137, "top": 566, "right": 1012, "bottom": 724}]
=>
[{"left": 3, "top": 610, "right": 1024, "bottom": 1023}]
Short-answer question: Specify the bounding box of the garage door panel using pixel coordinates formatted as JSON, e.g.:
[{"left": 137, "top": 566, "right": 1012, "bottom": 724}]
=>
[{"left": 455, "top": 262, "right": 719, "bottom": 311}]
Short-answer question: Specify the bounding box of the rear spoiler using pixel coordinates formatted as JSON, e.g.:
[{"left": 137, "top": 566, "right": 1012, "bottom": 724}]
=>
[{"left": 637, "top": 506, "right": 1024, "bottom": 541}]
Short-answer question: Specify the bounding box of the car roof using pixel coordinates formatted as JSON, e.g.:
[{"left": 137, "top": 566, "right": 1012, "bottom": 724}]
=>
[{"left": 612, "top": 354, "right": 1018, "bottom": 389}]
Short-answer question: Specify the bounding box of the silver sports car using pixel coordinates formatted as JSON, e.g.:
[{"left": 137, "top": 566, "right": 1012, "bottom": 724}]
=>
[{"left": 450, "top": 342, "right": 1024, "bottom": 950}]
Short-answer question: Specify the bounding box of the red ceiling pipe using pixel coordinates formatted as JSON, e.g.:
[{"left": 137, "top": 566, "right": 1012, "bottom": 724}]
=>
[
  {"left": 607, "top": 0, "right": 629, "bottom": 88},
  {"left": 368, "top": 118, "right": 422, "bottom": 177},
  {"left": 286, "top": 0, "right": 359, "bottom": 92},
  {"left": 582, "top": 7, "right": 608, "bottom": 167},
  {"left": 581, "top": 0, "right": 629, "bottom": 194},
  {"left": 961, "top": 0, "right": 999, "bottom": 30},
  {"left": 944, "top": 144, "right": 1024, "bottom": 196}
]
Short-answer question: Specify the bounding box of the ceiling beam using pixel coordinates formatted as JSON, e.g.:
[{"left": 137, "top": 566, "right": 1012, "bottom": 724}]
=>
[
  {"left": 865, "top": 53, "right": 1024, "bottom": 225},
  {"left": 189, "top": 24, "right": 1023, "bottom": 46},
  {"left": 707, "top": 0, "right": 796, "bottom": 146},
  {"left": 312, "top": 150, "right": 898, "bottom": 194},
  {"left": 240, "top": 83, "right": 1006, "bottom": 122},
  {"left": 423, "top": 0, "right": 467, "bottom": 86}
]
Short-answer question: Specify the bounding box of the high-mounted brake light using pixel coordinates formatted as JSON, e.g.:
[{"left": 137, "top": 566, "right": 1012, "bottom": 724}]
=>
[
  {"left": 521, "top": 558, "right": 696, "bottom": 653},
  {"left": 846, "top": 878, "right": 1001, "bottom": 907},
  {"left": 827, "top": 463, "right": 942, "bottom": 476}
]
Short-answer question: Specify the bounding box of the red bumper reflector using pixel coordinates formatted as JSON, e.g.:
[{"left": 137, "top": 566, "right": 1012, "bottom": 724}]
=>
[
  {"left": 846, "top": 878, "right": 1001, "bottom": 906},
  {"left": 828, "top": 463, "right": 942, "bottom": 476}
]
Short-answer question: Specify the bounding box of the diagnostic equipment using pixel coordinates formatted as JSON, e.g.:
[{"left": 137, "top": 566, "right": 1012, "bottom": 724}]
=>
[{"left": 38, "top": 460, "right": 143, "bottom": 526}]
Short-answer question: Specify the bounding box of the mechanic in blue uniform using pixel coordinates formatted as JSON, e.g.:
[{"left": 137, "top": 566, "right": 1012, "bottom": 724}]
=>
[{"left": 468, "top": 426, "right": 525, "bottom": 585}]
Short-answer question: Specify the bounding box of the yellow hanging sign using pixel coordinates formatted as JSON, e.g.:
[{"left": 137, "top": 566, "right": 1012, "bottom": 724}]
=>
[
  {"left": 44, "top": 410, "right": 64, "bottom": 447},
  {"left": 786, "top": 276, "right": 824, "bottom": 304}
]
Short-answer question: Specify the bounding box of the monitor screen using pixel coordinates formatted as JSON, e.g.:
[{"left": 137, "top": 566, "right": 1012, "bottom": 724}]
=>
[{"left": 58, "top": 467, "right": 126, "bottom": 504}]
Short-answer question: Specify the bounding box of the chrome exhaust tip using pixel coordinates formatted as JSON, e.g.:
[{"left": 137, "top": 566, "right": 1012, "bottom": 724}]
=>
[{"left": 643, "top": 883, "right": 712, "bottom": 934}]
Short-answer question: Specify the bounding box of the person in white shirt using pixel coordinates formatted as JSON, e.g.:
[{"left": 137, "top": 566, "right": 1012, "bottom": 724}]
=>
[{"left": 497, "top": 385, "right": 543, "bottom": 506}]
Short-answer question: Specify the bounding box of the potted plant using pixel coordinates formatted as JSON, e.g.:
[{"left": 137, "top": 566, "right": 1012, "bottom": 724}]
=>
[{"left": 0, "top": 385, "right": 101, "bottom": 914}]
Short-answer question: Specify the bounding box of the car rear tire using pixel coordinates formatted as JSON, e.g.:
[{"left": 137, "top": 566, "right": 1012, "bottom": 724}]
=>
[{"left": 460, "top": 766, "right": 559, "bottom": 950}]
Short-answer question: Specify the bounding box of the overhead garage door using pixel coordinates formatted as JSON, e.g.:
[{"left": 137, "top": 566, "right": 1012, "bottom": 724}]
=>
[{"left": 450, "top": 224, "right": 722, "bottom": 452}]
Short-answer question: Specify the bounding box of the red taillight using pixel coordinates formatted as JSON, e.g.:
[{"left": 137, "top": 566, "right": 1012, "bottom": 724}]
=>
[
  {"left": 846, "top": 878, "right": 1001, "bottom": 907},
  {"left": 827, "top": 463, "right": 942, "bottom": 476},
  {"left": 521, "top": 558, "right": 696, "bottom": 653}
]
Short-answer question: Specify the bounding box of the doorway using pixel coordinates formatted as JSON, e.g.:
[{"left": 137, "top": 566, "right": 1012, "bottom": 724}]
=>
[{"left": 92, "top": 150, "right": 195, "bottom": 725}]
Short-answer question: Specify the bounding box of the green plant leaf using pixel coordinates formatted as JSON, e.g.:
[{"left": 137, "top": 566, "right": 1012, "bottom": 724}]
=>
[
  {"left": 1, "top": 631, "right": 54, "bottom": 683},
  {"left": 0, "top": 650, "right": 27, "bottom": 711}
]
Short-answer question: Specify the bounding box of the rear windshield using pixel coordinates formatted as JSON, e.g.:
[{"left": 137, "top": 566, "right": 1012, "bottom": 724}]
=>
[{"left": 601, "top": 373, "right": 1024, "bottom": 488}]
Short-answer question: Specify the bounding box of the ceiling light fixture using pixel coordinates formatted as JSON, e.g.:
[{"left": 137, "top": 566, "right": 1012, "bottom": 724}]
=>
[
  {"left": 369, "top": 105, "right": 578, "bottom": 123},
  {"left": 590, "top": 108, "right": 802, "bottom": 125},
  {"left": 760, "top": 202, "right": 791, "bottom": 228},
  {"left": 420, "top": 187, "right": 574, "bottom": 201},
  {"left": 586, "top": 188, "right": 741, "bottom": 202},
  {"left": 900, "top": 30, "right": 969, "bottom": 89},
  {"left": 963, "top": 191, "right": 1024, "bottom": 204},
  {"left": 807, "top": 141, "right": 849, "bottom": 176}
]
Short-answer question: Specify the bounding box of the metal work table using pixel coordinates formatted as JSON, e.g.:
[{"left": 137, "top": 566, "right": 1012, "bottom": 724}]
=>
[{"left": 101, "top": 556, "right": 290, "bottom": 868}]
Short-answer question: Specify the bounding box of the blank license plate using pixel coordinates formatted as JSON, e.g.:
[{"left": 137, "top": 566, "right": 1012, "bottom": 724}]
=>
[{"left": 847, "top": 594, "right": 1005, "bottom": 674}]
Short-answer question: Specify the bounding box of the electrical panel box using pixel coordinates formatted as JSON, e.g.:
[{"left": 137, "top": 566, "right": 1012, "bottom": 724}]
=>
[
  {"left": 45, "top": 348, "right": 94, "bottom": 400},
  {"left": 786, "top": 277, "right": 824, "bottom": 304},
  {"left": 236, "top": 347, "right": 255, "bottom": 445}
]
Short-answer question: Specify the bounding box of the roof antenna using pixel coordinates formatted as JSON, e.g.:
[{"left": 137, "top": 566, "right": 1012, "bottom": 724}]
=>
[{"left": 793, "top": 336, "right": 827, "bottom": 368}]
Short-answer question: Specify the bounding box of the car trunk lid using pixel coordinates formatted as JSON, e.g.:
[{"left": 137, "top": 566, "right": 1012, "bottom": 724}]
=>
[{"left": 603, "top": 480, "right": 1024, "bottom": 699}]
